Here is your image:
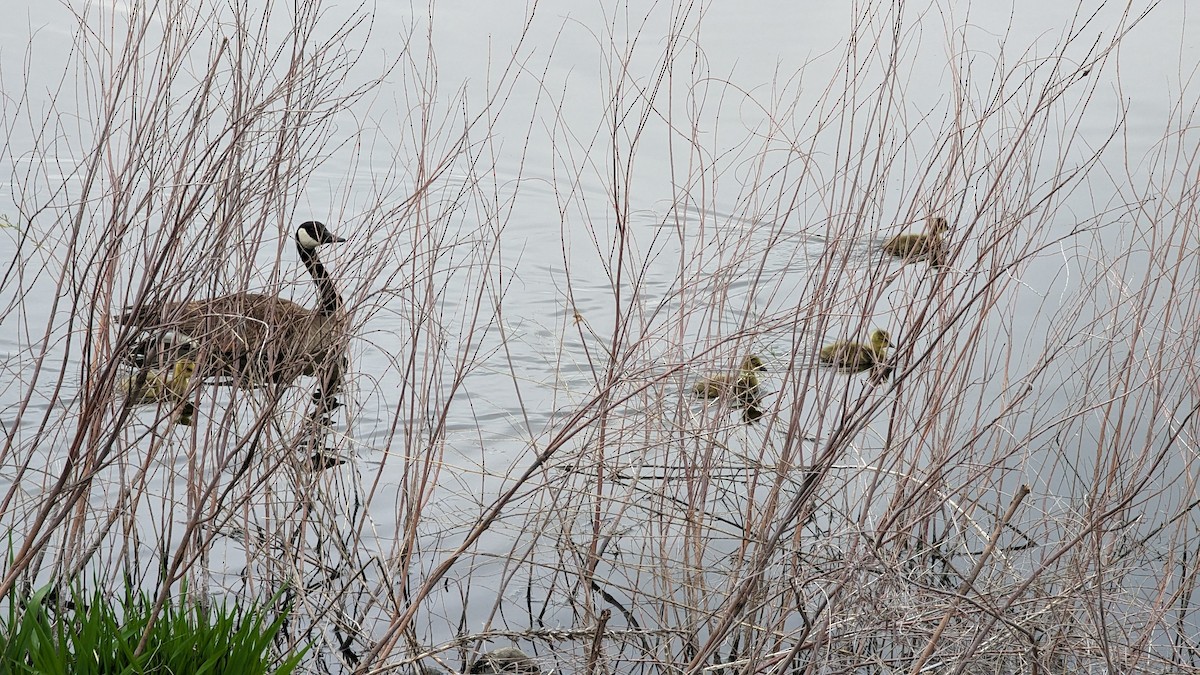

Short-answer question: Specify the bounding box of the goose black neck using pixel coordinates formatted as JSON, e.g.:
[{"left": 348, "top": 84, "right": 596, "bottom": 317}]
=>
[{"left": 298, "top": 243, "right": 342, "bottom": 315}]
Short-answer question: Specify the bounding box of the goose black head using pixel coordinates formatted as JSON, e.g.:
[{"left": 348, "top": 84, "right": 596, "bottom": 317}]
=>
[{"left": 297, "top": 221, "right": 347, "bottom": 250}]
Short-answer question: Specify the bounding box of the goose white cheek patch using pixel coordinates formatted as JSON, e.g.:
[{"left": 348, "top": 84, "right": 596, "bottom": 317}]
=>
[{"left": 297, "top": 227, "right": 320, "bottom": 249}]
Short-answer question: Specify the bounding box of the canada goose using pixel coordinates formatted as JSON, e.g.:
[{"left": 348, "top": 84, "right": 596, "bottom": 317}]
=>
[
  {"left": 693, "top": 355, "right": 766, "bottom": 399},
  {"left": 117, "top": 221, "right": 347, "bottom": 388},
  {"left": 882, "top": 216, "right": 948, "bottom": 263},
  {"left": 469, "top": 648, "right": 540, "bottom": 675},
  {"left": 819, "top": 329, "right": 891, "bottom": 372}
]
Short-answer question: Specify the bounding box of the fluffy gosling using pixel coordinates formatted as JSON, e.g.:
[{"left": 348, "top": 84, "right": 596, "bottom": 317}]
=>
[
  {"left": 123, "top": 359, "right": 197, "bottom": 404},
  {"left": 122, "top": 358, "right": 197, "bottom": 425},
  {"left": 819, "top": 329, "right": 891, "bottom": 372},
  {"left": 469, "top": 648, "right": 540, "bottom": 675},
  {"left": 882, "top": 216, "right": 948, "bottom": 263},
  {"left": 692, "top": 355, "right": 766, "bottom": 399}
]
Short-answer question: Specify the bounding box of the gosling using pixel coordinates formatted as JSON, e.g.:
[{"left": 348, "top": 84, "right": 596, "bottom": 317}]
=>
[
  {"left": 122, "top": 359, "right": 197, "bottom": 404},
  {"left": 469, "top": 647, "right": 540, "bottom": 674},
  {"left": 819, "top": 329, "right": 891, "bottom": 372},
  {"left": 121, "top": 358, "right": 198, "bottom": 425},
  {"left": 693, "top": 355, "right": 766, "bottom": 399},
  {"left": 882, "top": 216, "right": 948, "bottom": 263}
]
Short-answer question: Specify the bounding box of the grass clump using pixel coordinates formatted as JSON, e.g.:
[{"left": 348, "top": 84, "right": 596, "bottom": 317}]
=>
[{"left": 0, "top": 585, "right": 305, "bottom": 674}]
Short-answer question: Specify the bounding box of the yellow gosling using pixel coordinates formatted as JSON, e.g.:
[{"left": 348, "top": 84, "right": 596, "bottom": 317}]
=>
[
  {"left": 693, "top": 355, "right": 766, "bottom": 399},
  {"left": 882, "top": 216, "right": 948, "bottom": 262},
  {"left": 819, "top": 329, "right": 891, "bottom": 372},
  {"left": 123, "top": 359, "right": 197, "bottom": 404}
]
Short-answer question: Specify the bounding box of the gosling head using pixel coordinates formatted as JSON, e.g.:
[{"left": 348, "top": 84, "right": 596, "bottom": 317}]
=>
[
  {"left": 926, "top": 216, "right": 949, "bottom": 234},
  {"left": 296, "top": 220, "right": 347, "bottom": 250},
  {"left": 870, "top": 329, "right": 892, "bottom": 350},
  {"left": 173, "top": 359, "right": 198, "bottom": 379},
  {"left": 741, "top": 354, "right": 767, "bottom": 373}
]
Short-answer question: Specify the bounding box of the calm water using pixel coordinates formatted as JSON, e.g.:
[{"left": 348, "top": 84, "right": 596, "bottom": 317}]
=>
[{"left": 2, "top": 1, "right": 1198, "bottom": 672}]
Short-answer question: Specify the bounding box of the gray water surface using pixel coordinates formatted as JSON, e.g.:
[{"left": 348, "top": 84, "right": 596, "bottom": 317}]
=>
[{"left": 2, "top": 2, "right": 1198, "bottom": 672}]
